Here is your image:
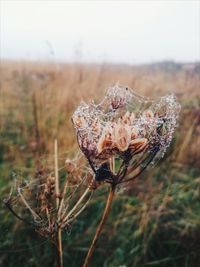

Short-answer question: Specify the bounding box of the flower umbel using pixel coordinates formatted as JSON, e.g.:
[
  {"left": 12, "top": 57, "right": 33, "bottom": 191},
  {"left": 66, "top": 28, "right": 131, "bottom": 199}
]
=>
[{"left": 72, "top": 84, "right": 180, "bottom": 187}]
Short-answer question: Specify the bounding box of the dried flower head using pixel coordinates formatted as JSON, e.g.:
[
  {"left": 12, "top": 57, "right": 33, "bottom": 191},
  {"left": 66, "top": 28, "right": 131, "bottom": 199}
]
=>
[
  {"left": 4, "top": 153, "right": 93, "bottom": 243},
  {"left": 72, "top": 84, "right": 180, "bottom": 186}
]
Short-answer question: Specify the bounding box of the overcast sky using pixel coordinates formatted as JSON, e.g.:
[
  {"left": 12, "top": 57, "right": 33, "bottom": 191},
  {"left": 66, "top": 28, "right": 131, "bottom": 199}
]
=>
[{"left": 1, "top": 0, "right": 199, "bottom": 64}]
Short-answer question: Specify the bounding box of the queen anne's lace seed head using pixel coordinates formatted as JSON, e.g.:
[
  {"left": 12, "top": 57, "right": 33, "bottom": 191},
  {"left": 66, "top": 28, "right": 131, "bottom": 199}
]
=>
[{"left": 72, "top": 84, "right": 180, "bottom": 185}]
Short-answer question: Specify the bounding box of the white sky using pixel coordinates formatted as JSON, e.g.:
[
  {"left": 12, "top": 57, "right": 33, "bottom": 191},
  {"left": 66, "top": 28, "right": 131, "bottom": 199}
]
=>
[{"left": 1, "top": 0, "right": 200, "bottom": 64}]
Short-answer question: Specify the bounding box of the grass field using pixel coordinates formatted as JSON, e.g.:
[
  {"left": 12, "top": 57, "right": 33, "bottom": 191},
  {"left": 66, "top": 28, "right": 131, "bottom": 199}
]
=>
[{"left": 0, "top": 60, "right": 200, "bottom": 267}]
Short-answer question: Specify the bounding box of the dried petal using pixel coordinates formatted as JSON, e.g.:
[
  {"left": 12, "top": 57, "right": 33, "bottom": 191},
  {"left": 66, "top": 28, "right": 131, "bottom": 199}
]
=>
[
  {"left": 113, "top": 124, "right": 131, "bottom": 151},
  {"left": 97, "top": 126, "right": 113, "bottom": 154},
  {"left": 129, "top": 138, "right": 148, "bottom": 153},
  {"left": 131, "top": 128, "right": 138, "bottom": 139},
  {"left": 129, "top": 112, "right": 135, "bottom": 124},
  {"left": 143, "top": 110, "right": 154, "bottom": 119},
  {"left": 121, "top": 111, "right": 135, "bottom": 125},
  {"left": 122, "top": 111, "right": 130, "bottom": 124}
]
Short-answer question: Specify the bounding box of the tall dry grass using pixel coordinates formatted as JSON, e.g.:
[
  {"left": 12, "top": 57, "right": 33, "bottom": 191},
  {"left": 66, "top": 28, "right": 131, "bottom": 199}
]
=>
[{"left": 1, "top": 60, "right": 199, "bottom": 164}]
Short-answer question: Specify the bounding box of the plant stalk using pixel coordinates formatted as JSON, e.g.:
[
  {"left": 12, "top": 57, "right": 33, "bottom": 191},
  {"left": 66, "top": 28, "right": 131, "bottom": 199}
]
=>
[
  {"left": 82, "top": 185, "right": 115, "bottom": 267},
  {"left": 54, "top": 139, "right": 63, "bottom": 267},
  {"left": 57, "top": 227, "right": 63, "bottom": 267}
]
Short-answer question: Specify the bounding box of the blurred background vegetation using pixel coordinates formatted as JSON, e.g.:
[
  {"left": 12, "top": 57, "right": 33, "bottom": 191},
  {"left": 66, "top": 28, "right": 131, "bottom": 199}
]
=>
[{"left": 0, "top": 60, "right": 200, "bottom": 267}]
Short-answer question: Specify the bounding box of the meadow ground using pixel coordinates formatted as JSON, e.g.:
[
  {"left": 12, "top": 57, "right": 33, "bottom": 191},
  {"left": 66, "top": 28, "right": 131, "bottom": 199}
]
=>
[{"left": 0, "top": 60, "right": 200, "bottom": 267}]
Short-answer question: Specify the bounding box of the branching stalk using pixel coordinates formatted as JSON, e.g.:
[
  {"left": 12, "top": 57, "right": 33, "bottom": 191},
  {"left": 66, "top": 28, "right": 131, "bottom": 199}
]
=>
[
  {"left": 62, "top": 187, "right": 90, "bottom": 223},
  {"left": 18, "top": 189, "right": 41, "bottom": 221}
]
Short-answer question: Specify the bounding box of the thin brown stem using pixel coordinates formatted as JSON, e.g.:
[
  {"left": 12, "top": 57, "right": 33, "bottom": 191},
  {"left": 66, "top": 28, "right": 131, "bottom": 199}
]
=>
[
  {"left": 82, "top": 185, "right": 115, "bottom": 267},
  {"left": 62, "top": 187, "right": 90, "bottom": 223},
  {"left": 32, "top": 91, "right": 40, "bottom": 151},
  {"left": 57, "top": 227, "right": 63, "bottom": 267},
  {"left": 54, "top": 139, "right": 60, "bottom": 208},
  {"left": 54, "top": 139, "right": 63, "bottom": 267},
  {"left": 18, "top": 188, "right": 41, "bottom": 221}
]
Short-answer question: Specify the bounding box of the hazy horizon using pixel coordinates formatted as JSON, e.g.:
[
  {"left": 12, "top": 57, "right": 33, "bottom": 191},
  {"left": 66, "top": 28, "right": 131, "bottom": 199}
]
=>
[{"left": 1, "top": 0, "right": 199, "bottom": 64}]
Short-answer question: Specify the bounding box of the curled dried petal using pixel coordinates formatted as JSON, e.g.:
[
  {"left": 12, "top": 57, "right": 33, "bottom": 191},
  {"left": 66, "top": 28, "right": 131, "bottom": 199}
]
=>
[{"left": 97, "top": 126, "right": 113, "bottom": 154}]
